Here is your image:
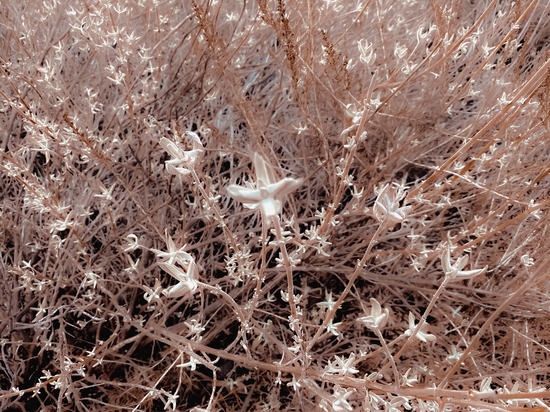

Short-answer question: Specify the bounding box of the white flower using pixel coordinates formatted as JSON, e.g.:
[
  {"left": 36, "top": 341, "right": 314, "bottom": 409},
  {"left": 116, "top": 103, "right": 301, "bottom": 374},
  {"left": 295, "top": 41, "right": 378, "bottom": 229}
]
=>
[
  {"left": 386, "top": 395, "right": 412, "bottom": 411},
  {"left": 332, "top": 386, "right": 355, "bottom": 411},
  {"left": 159, "top": 260, "right": 198, "bottom": 298},
  {"left": 160, "top": 131, "right": 204, "bottom": 176},
  {"left": 123, "top": 234, "right": 140, "bottom": 251},
  {"left": 520, "top": 254, "right": 534, "bottom": 267},
  {"left": 440, "top": 244, "right": 486, "bottom": 281},
  {"left": 143, "top": 279, "right": 163, "bottom": 303},
  {"left": 226, "top": 153, "right": 303, "bottom": 224},
  {"left": 177, "top": 355, "right": 200, "bottom": 371},
  {"left": 151, "top": 232, "right": 199, "bottom": 298},
  {"left": 373, "top": 183, "right": 411, "bottom": 225},
  {"left": 316, "top": 292, "right": 337, "bottom": 311},
  {"left": 151, "top": 231, "right": 193, "bottom": 266},
  {"left": 287, "top": 375, "right": 301, "bottom": 392},
  {"left": 325, "top": 354, "right": 359, "bottom": 375},
  {"left": 326, "top": 319, "right": 342, "bottom": 336},
  {"left": 446, "top": 345, "right": 463, "bottom": 363},
  {"left": 402, "top": 369, "right": 418, "bottom": 387},
  {"left": 358, "top": 298, "right": 389, "bottom": 330},
  {"left": 404, "top": 312, "right": 436, "bottom": 343}
]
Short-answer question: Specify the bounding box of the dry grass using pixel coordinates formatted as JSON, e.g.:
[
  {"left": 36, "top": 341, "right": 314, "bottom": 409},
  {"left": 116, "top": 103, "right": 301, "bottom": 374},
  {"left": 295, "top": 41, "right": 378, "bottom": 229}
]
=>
[{"left": 1, "top": 0, "right": 550, "bottom": 411}]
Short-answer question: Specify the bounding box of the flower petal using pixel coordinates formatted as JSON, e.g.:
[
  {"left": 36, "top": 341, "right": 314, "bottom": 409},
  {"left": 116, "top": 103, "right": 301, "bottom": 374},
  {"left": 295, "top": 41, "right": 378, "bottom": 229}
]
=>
[
  {"left": 441, "top": 247, "right": 453, "bottom": 274},
  {"left": 456, "top": 267, "right": 487, "bottom": 280},
  {"left": 254, "top": 152, "right": 277, "bottom": 187},
  {"left": 159, "top": 262, "right": 188, "bottom": 283},
  {"left": 160, "top": 137, "right": 184, "bottom": 159},
  {"left": 184, "top": 131, "right": 202, "bottom": 146},
  {"left": 226, "top": 185, "right": 263, "bottom": 203},
  {"left": 456, "top": 255, "right": 469, "bottom": 271},
  {"left": 260, "top": 198, "right": 280, "bottom": 220},
  {"left": 370, "top": 298, "right": 382, "bottom": 317},
  {"left": 266, "top": 177, "right": 304, "bottom": 199}
]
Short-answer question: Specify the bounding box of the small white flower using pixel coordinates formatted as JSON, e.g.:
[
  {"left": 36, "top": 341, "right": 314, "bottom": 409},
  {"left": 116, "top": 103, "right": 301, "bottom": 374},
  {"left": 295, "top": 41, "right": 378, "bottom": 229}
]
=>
[
  {"left": 177, "top": 355, "right": 200, "bottom": 371},
  {"left": 316, "top": 292, "right": 337, "bottom": 311},
  {"left": 151, "top": 231, "right": 199, "bottom": 298},
  {"left": 446, "top": 345, "right": 464, "bottom": 363},
  {"left": 520, "top": 254, "right": 534, "bottom": 267},
  {"left": 326, "top": 319, "right": 342, "bottom": 337},
  {"left": 11, "top": 386, "right": 24, "bottom": 397},
  {"left": 358, "top": 298, "right": 389, "bottom": 330},
  {"left": 386, "top": 395, "right": 412, "bottom": 411},
  {"left": 165, "top": 391, "right": 179, "bottom": 411},
  {"left": 143, "top": 279, "right": 163, "bottom": 303},
  {"left": 151, "top": 231, "right": 193, "bottom": 266},
  {"left": 123, "top": 234, "right": 140, "bottom": 251},
  {"left": 440, "top": 244, "right": 486, "bottom": 281},
  {"left": 332, "top": 386, "right": 355, "bottom": 411},
  {"left": 159, "top": 260, "right": 198, "bottom": 298},
  {"left": 476, "top": 377, "right": 495, "bottom": 398},
  {"left": 373, "top": 183, "right": 411, "bottom": 225},
  {"left": 326, "top": 354, "right": 359, "bottom": 376},
  {"left": 402, "top": 368, "right": 418, "bottom": 387},
  {"left": 358, "top": 38, "right": 375, "bottom": 65},
  {"left": 404, "top": 312, "right": 436, "bottom": 343},
  {"left": 226, "top": 153, "right": 303, "bottom": 224},
  {"left": 184, "top": 319, "right": 206, "bottom": 335},
  {"left": 160, "top": 131, "right": 204, "bottom": 176},
  {"left": 287, "top": 375, "right": 301, "bottom": 391}
]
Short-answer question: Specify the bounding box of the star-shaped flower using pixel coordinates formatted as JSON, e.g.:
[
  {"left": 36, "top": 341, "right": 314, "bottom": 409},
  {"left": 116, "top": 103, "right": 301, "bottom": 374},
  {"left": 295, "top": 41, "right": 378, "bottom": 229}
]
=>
[
  {"left": 159, "top": 260, "right": 198, "bottom": 298},
  {"left": 357, "top": 298, "right": 389, "bottom": 330},
  {"left": 151, "top": 231, "right": 192, "bottom": 266},
  {"left": 143, "top": 278, "right": 163, "bottom": 303},
  {"left": 226, "top": 153, "right": 303, "bottom": 224},
  {"left": 404, "top": 312, "right": 436, "bottom": 343},
  {"left": 326, "top": 354, "right": 359, "bottom": 375},
  {"left": 160, "top": 131, "right": 204, "bottom": 176},
  {"left": 372, "top": 183, "right": 412, "bottom": 226},
  {"left": 332, "top": 386, "right": 355, "bottom": 411},
  {"left": 150, "top": 231, "right": 199, "bottom": 298},
  {"left": 441, "top": 244, "right": 486, "bottom": 281}
]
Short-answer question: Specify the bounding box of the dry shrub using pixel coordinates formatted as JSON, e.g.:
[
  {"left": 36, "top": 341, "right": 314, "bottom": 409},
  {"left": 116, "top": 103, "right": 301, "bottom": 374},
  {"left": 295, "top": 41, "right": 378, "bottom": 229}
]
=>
[{"left": 1, "top": 0, "right": 550, "bottom": 411}]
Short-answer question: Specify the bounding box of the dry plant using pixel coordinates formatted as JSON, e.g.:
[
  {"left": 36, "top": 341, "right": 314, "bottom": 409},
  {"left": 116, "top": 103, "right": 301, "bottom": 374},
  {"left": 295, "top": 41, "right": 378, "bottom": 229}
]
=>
[{"left": 2, "top": 0, "right": 550, "bottom": 411}]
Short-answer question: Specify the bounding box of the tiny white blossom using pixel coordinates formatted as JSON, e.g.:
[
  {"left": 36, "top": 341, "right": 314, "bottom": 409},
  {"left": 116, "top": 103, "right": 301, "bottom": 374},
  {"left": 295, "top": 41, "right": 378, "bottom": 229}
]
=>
[
  {"left": 373, "top": 183, "right": 411, "bottom": 225},
  {"left": 469, "top": 377, "right": 495, "bottom": 400},
  {"left": 226, "top": 153, "right": 303, "bottom": 224},
  {"left": 358, "top": 38, "right": 375, "bottom": 65},
  {"left": 123, "top": 234, "right": 140, "bottom": 251},
  {"left": 151, "top": 231, "right": 193, "bottom": 266},
  {"left": 159, "top": 260, "right": 198, "bottom": 298},
  {"left": 386, "top": 395, "right": 412, "bottom": 411},
  {"left": 446, "top": 345, "right": 463, "bottom": 363},
  {"left": 165, "top": 391, "right": 179, "bottom": 411},
  {"left": 441, "top": 244, "right": 486, "bottom": 281},
  {"left": 160, "top": 131, "right": 204, "bottom": 176},
  {"left": 358, "top": 298, "right": 389, "bottom": 330},
  {"left": 521, "top": 254, "right": 534, "bottom": 267},
  {"left": 11, "top": 386, "right": 24, "bottom": 396},
  {"left": 326, "top": 319, "right": 342, "bottom": 336},
  {"left": 184, "top": 319, "right": 206, "bottom": 335},
  {"left": 317, "top": 292, "right": 337, "bottom": 311},
  {"left": 404, "top": 312, "right": 436, "bottom": 343},
  {"left": 177, "top": 355, "right": 200, "bottom": 370},
  {"left": 402, "top": 369, "right": 418, "bottom": 387},
  {"left": 326, "top": 354, "right": 359, "bottom": 375},
  {"left": 332, "top": 386, "right": 355, "bottom": 411},
  {"left": 143, "top": 279, "right": 163, "bottom": 303},
  {"left": 287, "top": 375, "right": 301, "bottom": 391}
]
